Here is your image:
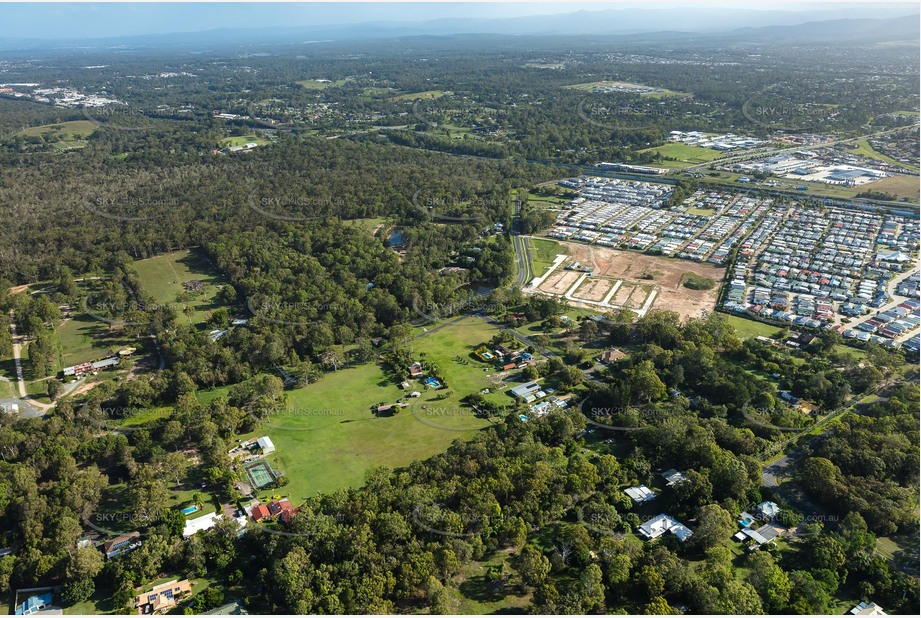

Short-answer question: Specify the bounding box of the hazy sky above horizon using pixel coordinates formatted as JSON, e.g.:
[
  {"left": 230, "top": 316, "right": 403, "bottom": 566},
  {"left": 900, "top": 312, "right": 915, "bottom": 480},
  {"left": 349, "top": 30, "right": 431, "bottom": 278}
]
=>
[{"left": 0, "top": 1, "right": 917, "bottom": 39}]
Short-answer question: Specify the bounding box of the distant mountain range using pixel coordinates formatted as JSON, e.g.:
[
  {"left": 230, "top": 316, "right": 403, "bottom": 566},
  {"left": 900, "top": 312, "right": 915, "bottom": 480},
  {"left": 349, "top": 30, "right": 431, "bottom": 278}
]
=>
[{"left": 0, "top": 6, "right": 917, "bottom": 52}]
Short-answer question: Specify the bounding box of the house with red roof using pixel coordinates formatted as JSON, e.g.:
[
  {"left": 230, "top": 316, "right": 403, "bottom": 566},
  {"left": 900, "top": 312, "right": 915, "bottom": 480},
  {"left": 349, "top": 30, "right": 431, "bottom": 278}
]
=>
[{"left": 251, "top": 504, "right": 271, "bottom": 523}]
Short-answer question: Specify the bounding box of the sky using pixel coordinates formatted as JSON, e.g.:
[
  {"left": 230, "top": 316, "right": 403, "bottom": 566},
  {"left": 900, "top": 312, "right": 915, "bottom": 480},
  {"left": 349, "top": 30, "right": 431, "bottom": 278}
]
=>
[{"left": 0, "top": 1, "right": 917, "bottom": 40}]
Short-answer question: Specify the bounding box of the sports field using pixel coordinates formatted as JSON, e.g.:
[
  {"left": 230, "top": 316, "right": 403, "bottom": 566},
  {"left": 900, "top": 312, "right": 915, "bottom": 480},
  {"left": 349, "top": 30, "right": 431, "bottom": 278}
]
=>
[
  {"left": 245, "top": 460, "right": 276, "bottom": 489},
  {"left": 221, "top": 134, "right": 270, "bottom": 147},
  {"left": 203, "top": 317, "right": 503, "bottom": 499},
  {"left": 133, "top": 249, "right": 231, "bottom": 325},
  {"left": 636, "top": 142, "right": 726, "bottom": 167}
]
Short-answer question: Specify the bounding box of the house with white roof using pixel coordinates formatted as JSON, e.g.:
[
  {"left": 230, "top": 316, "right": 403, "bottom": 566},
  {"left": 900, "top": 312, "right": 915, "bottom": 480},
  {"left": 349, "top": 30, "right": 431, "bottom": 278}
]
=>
[
  {"left": 850, "top": 601, "right": 886, "bottom": 616},
  {"left": 756, "top": 501, "right": 780, "bottom": 521},
  {"left": 624, "top": 485, "right": 656, "bottom": 504},
  {"left": 638, "top": 514, "right": 692, "bottom": 542}
]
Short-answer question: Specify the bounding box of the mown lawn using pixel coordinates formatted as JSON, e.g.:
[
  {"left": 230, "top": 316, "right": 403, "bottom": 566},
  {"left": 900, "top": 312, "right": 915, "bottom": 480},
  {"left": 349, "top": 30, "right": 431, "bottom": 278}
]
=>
[
  {"left": 723, "top": 314, "right": 785, "bottom": 340},
  {"left": 200, "top": 318, "right": 504, "bottom": 499},
  {"left": 636, "top": 142, "right": 726, "bottom": 167},
  {"left": 133, "top": 249, "right": 231, "bottom": 326},
  {"left": 529, "top": 237, "right": 568, "bottom": 275},
  {"left": 221, "top": 134, "right": 270, "bottom": 147}
]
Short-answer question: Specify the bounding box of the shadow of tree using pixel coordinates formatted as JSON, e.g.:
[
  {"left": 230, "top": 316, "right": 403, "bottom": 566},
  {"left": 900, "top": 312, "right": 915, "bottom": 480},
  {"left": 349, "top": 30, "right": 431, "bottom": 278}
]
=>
[{"left": 458, "top": 575, "right": 510, "bottom": 604}]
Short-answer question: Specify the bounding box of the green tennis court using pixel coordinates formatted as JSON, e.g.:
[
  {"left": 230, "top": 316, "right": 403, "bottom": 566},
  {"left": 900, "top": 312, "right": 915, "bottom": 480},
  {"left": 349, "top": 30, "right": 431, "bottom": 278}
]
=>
[{"left": 245, "top": 460, "right": 276, "bottom": 489}]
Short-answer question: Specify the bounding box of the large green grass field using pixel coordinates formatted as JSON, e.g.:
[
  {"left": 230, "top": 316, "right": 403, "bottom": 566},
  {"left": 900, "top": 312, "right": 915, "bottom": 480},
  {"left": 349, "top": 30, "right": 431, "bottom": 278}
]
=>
[
  {"left": 54, "top": 313, "right": 136, "bottom": 369},
  {"left": 14, "top": 120, "right": 97, "bottom": 151},
  {"left": 221, "top": 134, "right": 270, "bottom": 147},
  {"left": 133, "top": 249, "right": 231, "bottom": 326},
  {"left": 200, "top": 318, "right": 507, "bottom": 499},
  {"left": 529, "top": 237, "right": 568, "bottom": 276},
  {"left": 723, "top": 314, "right": 785, "bottom": 340},
  {"left": 16, "top": 119, "right": 97, "bottom": 139},
  {"left": 636, "top": 142, "right": 727, "bottom": 168}
]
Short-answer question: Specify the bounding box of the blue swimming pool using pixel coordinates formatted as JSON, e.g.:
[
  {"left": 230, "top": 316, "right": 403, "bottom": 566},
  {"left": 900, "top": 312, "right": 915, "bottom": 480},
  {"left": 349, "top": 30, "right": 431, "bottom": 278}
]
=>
[
  {"left": 181, "top": 506, "right": 199, "bottom": 516},
  {"left": 519, "top": 415, "right": 529, "bottom": 422}
]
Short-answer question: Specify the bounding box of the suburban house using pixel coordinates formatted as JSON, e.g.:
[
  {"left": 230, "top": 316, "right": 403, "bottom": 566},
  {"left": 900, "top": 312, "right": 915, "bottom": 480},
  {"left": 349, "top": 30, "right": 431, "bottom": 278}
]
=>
[
  {"left": 735, "top": 502, "right": 784, "bottom": 550},
  {"left": 850, "top": 601, "right": 886, "bottom": 616},
  {"left": 510, "top": 381, "right": 543, "bottom": 403},
  {"left": 755, "top": 501, "right": 781, "bottom": 521},
  {"left": 474, "top": 346, "right": 495, "bottom": 362},
  {"left": 597, "top": 348, "right": 626, "bottom": 364},
  {"left": 267, "top": 499, "right": 299, "bottom": 524},
  {"left": 133, "top": 579, "right": 192, "bottom": 614},
  {"left": 661, "top": 469, "right": 688, "bottom": 486},
  {"left": 251, "top": 504, "right": 271, "bottom": 523},
  {"left": 737, "top": 523, "right": 782, "bottom": 549},
  {"left": 408, "top": 362, "right": 423, "bottom": 377},
  {"left": 625, "top": 485, "right": 656, "bottom": 504},
  {"left": 183, "top": 512, "right": 247, "bottom": 538},
  {"left": 638, "top": 514, "right": 693, "bottom": 542},
  {"left": 14, "top": 592, "right": 58, "bottom": 616},
  {"left": 102, "top": 531, "right": 142, "bottom": 559}
]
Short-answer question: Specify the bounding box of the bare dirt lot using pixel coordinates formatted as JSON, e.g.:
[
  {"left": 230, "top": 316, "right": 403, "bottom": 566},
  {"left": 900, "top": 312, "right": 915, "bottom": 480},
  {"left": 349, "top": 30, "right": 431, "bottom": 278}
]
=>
[
  {"left": 626, "top": 285, "right": 652, "bottom": 310},
  {"left": 554, "top": 240, "right": 725, "bottom": 319},
  {"left": 540, "top": 270, "right": 583, "bottom": 295},
  {"left": 572, "top": 277, "right": 613, "bottom": 302},
  {"left": 612, "top": 281, "right": 636, "bottom": 305}
]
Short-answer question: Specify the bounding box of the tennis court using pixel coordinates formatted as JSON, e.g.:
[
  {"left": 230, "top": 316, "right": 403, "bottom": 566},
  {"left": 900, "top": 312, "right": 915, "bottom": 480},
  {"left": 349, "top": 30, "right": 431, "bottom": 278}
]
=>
[{"left": 245, "top": 460, "right": 276, "bottom": 489}]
